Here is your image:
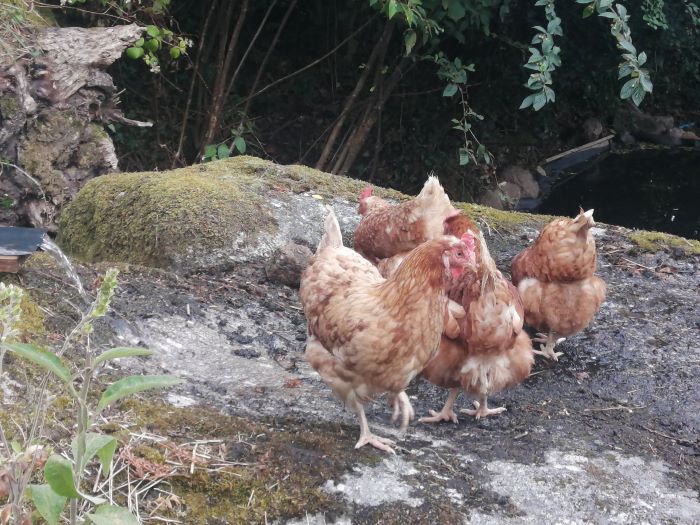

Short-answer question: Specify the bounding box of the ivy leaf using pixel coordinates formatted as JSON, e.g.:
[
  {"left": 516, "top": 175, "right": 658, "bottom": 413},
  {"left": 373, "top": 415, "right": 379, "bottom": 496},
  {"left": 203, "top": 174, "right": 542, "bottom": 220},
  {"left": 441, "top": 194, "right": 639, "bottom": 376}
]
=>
[{"left": 442, "top": 84, "right": 458, "bottom": 97}]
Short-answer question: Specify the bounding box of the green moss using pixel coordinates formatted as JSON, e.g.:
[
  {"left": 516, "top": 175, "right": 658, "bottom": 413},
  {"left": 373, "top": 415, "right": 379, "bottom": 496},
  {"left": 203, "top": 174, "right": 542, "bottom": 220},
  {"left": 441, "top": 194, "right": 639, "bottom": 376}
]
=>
[
  {"left": 15, "top": 293, "right": 46, "bottom": 343},
  {"left": 122, "top": 400, "right": 380, "bottom": 523},
  {"left": 58, "top": 160, "right": 277, "bottom": 269},
  {"left": 629, "top": 231, "right": 700, "bottom": 255},
  {"left": 458, "top": 203, "right": 553, "bottom": 232}
]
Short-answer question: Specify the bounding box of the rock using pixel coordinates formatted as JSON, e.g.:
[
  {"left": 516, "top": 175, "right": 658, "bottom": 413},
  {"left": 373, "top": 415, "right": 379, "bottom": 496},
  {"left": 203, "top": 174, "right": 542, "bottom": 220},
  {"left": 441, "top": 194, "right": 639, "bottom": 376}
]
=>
[
  {"left": 500, "top": 165, "right": 539, "bottom": 199},
  {"left": 58, "top": 156, "right": 401, "bottom": 274},
  {"left": 619, "top": 131, "right": 636, "bottom": 146},
  {"left": 613, "top": 108, "right": 679, "bottom": 145},
  {"left": 500, "top": 181, "right": 521, "bottom": 202},
  {"left": 265, "top": 242, "right": 313, "bottom": 287},
  {"left": 479, "top": 189, "right": 504, "bottom": 210},
  {"left": 582, "top": 117, "right": 604, "bottom": 142}
]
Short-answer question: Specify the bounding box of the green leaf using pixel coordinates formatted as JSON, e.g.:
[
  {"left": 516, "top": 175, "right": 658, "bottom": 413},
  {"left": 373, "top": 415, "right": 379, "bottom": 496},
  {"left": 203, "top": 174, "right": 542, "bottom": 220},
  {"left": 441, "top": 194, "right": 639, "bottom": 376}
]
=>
[
  {"left": 532, "top": 92, "right": 547, "bottom": 111},
  {"left": 618, "top": 64, "right": 634, "bottom": 79},
  {"left": 95, "top": 347, "right": 153, "bottom": 366},
  {"left": 582, "top": 4, "right": 595, "bottom": 18},
  {"left": 447, "top": 1, "right": 466, "bottom": 22},
  {"left": 86, "top": 505, "right": 140, "bottom": 525},
  {"left": 203, "top": 144, "right": 217, "bottom": 160},
  {"left": 170, "top": 46, "right": 181, "bottom": 59},
  {"left": 404, "top": 29, "right": 417, "bottom": 55},
  {"left": 134, "top": 38, "right": 144, "bottom": 48},
  {"left": 233, "top": 136, "right": 246, "bottom": 154},
  {"left": 640, "top": 73, "right": 653, "bottom": 93},
  {"left": 44, "top": 455, "right": 79, "bottom": 499},
  {"left": 519, "top": 94, "right": 535, "bottom": 109},
  {"left": 458, "top": 147, "right": 470, "bottom": 166},
  {"left": 619, "top": 40, "right": 636, "bottom": 54},
  {"left": 637, "top": 51, "right": 647, "bottom": 66},
  {"left": 3, "top": 343, "right": 70, "bottom": 383},
  {"left": 387, "top": 0, "right": 398, "bottom": 19},
  {"left": 146, "top": 25, "right": 160, "bottom": 37},
  {"left": 631, "top": 85, "right": 646, "bottom": 106},
  {"left": 97, "top": 375, "right": 183, "bottom": 412},
  {"left": 27, "top": 484, "right": 66, "bottom": 525},
  {"left": 620, "top": 78, "right": 637, "bottom": 99},
  {"left": 73, "top": 433, "right": 117, "bottom": 474},
  {"left": 125, "top": 46, "right": 144, "bottom": 60},
  {"left": 144, "top": 38, "right": 160, "bottom": 52},
  {"left": 217, "top": 144, "right": 231, "bottom": 159},
  {"left": 442, "top": 83, "right": 458, "bottom": 97}
]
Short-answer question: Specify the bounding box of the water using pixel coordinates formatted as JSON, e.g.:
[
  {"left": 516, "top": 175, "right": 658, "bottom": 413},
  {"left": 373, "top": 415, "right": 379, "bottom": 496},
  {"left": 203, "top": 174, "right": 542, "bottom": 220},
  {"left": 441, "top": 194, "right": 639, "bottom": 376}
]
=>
[
  {"left": 536, "top": 148, "right": 700, "bottom": 240},
  {"left": 40, "top": 238, "right": 88, "bottom": 298}
]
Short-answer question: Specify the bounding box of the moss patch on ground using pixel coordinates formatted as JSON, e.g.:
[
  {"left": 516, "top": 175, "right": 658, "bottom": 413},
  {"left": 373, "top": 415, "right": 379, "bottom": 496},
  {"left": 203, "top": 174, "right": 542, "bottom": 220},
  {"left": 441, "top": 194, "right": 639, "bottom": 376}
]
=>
[
  {"left": 121, "top": 400, "right": 376, "bottom": 524},
  {"left": 629, "top": 230, "right": 700, "bottom": 255}
]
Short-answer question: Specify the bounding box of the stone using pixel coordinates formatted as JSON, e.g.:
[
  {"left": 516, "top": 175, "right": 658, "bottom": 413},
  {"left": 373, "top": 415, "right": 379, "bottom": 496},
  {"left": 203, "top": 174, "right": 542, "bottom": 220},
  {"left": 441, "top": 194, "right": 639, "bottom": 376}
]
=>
[
  {"left": 479, "top": 189, "right": 504, "bottom": 210},
  {"left": 582, "top": 117, "right": 604, "bottom": 142},
  {"left": 500, "top": 181, "right": 521, "bottom": 202},
  {"left": 500, "top": 165, "right": 540, "bottom": 199},
  {"left": 265, "top": 242, "right": 313, "bottom": 287}
]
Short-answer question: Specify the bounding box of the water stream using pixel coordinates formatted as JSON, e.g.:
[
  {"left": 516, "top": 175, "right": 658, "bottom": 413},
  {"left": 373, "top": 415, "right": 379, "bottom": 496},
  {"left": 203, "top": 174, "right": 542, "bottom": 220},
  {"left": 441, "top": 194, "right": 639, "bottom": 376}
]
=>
[{"left": 40, "top": 237, "right": 88, "bottom": 298}]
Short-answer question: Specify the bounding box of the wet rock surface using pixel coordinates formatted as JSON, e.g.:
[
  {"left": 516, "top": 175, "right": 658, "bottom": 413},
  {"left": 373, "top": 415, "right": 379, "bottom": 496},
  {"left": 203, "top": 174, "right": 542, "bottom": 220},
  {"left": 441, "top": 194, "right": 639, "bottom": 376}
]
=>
[
  {"left": 78, "top": 194, "right": 700, "bottom": 524},
  {"left": 11, "top": 178, "right": 699, "bottom": 523}
]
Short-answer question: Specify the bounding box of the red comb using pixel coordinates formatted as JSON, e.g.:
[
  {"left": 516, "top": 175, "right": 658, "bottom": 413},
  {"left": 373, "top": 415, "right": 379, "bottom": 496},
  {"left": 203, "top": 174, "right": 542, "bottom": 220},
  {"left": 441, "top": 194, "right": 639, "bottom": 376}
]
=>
[{"left": 360, "top": 186, "right": 373, "bottom": 200}]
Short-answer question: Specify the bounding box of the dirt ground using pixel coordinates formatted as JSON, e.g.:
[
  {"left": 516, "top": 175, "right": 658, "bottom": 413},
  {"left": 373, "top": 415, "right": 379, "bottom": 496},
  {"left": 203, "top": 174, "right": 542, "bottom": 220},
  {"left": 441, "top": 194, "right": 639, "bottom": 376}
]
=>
[{"left": 6, "top": 198, "right": 700, "bottom": 524}]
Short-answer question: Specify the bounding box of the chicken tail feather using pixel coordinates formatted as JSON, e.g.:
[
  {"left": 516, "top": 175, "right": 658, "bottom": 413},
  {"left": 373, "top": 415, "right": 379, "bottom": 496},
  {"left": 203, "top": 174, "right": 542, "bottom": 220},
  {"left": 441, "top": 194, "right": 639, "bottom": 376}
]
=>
[
  {"left": 317, "top": 207, "right": 344, "bottom": 252},
  {"left": 573, "top": 208, "right": 596, "bottom": 231}
]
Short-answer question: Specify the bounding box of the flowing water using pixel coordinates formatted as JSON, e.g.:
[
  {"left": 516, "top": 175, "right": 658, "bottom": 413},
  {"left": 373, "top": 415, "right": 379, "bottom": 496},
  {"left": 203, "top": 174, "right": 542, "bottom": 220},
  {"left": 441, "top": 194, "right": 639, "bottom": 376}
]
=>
[
  {"left": 536, "top": 148, "right": 700, "bottom": 239},
  {"left": 40, "top": 237, "right": 88, "bottom": 298}
]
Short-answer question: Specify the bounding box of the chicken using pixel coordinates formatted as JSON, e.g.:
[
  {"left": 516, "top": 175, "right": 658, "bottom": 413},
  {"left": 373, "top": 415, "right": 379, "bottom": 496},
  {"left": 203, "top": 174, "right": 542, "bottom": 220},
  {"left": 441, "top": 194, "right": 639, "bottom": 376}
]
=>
[
  {"left": 300, "top": 208, "right": 474, "bottom": 453},
  {"left": 358, "top": 186, "right": 390, "bottom": 216},
  {"left": 511, "top": 209, "right": 607, "bottom": 360},
  {"left": 373, "top": 208, "right": 480, "bottom": 279},
  {"left": 353, "top": 176, "right": 458, "bottom": 263},
  {"left": 420, "top": 230, "right": 534, "bottom": 422}
]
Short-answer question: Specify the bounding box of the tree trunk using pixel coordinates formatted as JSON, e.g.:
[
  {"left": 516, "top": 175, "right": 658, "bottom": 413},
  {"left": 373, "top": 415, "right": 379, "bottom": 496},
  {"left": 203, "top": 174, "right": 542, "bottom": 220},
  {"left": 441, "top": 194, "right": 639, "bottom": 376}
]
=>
[
  {"left": 0, "top": 23, "right": 148, "bottom": 231},
  {"left": 315, "top": 20, "right": 394, "bottom": 172}
]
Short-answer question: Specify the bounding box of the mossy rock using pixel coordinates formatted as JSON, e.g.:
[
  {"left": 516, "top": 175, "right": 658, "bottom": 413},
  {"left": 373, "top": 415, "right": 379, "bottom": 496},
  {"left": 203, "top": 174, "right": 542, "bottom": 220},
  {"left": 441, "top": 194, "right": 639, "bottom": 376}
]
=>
[
  {"left": 57, "top": 156, "right": 402, "bottom": 273},
  {"left": 629, "top": 230, "right": 700, "bottom": 256}
]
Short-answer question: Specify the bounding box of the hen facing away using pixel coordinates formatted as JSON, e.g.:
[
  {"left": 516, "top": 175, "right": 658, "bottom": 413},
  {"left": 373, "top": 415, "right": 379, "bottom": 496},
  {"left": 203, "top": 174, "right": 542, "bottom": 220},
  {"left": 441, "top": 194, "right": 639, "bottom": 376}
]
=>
[
  {"left": 420, "top": 223, "right": 534, "bottom": 422},
  {"left": 300, "top": 209, "right": 473, "bottom": 453},
  {"left": 353, "top": 176, "right": 458, "bottom": 264},
  {"left": 511, "top": 209, "right": 607, "bottom": 360}
]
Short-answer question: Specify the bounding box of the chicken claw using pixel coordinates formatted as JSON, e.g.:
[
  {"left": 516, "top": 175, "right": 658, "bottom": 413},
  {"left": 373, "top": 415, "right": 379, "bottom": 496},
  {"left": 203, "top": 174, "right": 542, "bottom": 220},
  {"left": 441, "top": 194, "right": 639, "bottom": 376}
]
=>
[
  {"left": 389, "top": 392, "right": 415, "bottom": 431},
  {"left": 419, "top": 388, "right": 459, "bottom": 424},
  {"left": 532, "top": 332, "right": 565, "bottom": 361},
  {"left": 355, "top": 433, "right": 396, "bottom": 454},
  {"left": 460, "top": 397, "right": 506, "bottom": 419}
]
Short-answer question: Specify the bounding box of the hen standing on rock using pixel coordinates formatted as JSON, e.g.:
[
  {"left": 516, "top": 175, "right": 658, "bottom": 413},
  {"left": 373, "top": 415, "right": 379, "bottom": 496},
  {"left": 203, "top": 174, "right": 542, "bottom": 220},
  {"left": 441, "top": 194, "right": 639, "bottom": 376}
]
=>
[
  {"left": 420, "top": 219, "right": 534, "bottom": 422},
  {"left": 300, "top": 209, "right": 473, "bottom": 453},
  {"left": 511, "top": 209, "right": 607, "bottom": 360},
  {"left": 353, "top": 176, "right": 458, "bottom": 267}
]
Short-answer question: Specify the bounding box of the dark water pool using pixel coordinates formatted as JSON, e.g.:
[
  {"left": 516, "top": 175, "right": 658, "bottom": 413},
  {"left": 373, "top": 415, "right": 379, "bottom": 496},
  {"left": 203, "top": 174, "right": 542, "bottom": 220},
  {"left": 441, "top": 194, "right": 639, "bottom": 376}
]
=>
[{"left": 536, "top": 148, "right": 700, "bottom": 240}]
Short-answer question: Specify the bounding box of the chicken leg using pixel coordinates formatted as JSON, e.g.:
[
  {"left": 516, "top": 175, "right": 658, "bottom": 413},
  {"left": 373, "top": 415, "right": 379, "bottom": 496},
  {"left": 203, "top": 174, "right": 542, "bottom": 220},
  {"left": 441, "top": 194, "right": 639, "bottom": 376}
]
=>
[
  {"left": 532, "top": 331, "right": 565, "bottom": 361},
  {"left": 389, "top": 391, "right": 415, "bottom": 431},
  {"left": 352, "top": 399, "right": 396, "bottom": 454},
  {"left": 419, "top": 388, "right": 460, "bottom": 424},
  {"left": 460, "top": 396, "right": 506, "bottom": 419}
]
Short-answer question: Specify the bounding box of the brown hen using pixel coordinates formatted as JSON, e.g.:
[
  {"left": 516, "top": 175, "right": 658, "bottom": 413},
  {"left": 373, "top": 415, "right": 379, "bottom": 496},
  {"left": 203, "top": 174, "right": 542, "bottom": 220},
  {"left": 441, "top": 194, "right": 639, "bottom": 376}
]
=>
[
  {"left": 420, "top": 229, "right": 534, "bottom": 422},
  {"left": 300, "top": 208, "right": 473, "bottom": 453},
  {"left": 511, "top": 209, "right": 607, "bottom": 360}
]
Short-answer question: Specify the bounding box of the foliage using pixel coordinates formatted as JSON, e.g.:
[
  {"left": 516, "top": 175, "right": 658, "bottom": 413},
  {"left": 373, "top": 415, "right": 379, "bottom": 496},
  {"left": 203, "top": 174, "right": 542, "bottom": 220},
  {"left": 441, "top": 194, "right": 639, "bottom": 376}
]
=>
[{"left": 0, "top": 271, "right": 181, "bottom": 524}]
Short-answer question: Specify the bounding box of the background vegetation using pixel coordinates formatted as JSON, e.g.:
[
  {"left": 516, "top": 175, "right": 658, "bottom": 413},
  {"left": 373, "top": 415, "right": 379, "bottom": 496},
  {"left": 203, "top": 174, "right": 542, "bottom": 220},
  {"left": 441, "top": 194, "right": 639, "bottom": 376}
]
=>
[{"left": 14, "top": 0, "right": 700, "bottom": 198}]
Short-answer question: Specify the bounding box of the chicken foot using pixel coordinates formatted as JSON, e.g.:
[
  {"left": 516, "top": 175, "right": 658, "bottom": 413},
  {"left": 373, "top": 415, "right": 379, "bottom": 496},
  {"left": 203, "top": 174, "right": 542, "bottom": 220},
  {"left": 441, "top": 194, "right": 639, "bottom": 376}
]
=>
[
  {"left": 353, "top": 399, "right": 396, "bottom": 454},
  {"left": 460, "top": 396, "right": 506, "bottom": 419},
  {"left": 419, "top": 388, "right": 460, "bottom": 424},
  {"left": 389, "top": 391, "right": 415, "bottom": 431},
  {"left": 532, "top": 331, "right": 565, "bottom": 361}
]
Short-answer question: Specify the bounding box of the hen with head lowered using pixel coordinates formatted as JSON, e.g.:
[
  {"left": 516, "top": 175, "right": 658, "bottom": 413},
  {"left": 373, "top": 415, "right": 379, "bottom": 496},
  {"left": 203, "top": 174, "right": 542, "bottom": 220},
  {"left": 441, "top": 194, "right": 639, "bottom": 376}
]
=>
[
  {"left": 300, "top": 209, "right": 474, "bottom": 453},
  {"left": 511, "top": 209, "right": 607, "bottom": 360},
  {"left": 419, "top": 218, "right": 534, "bottom": 422}
]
